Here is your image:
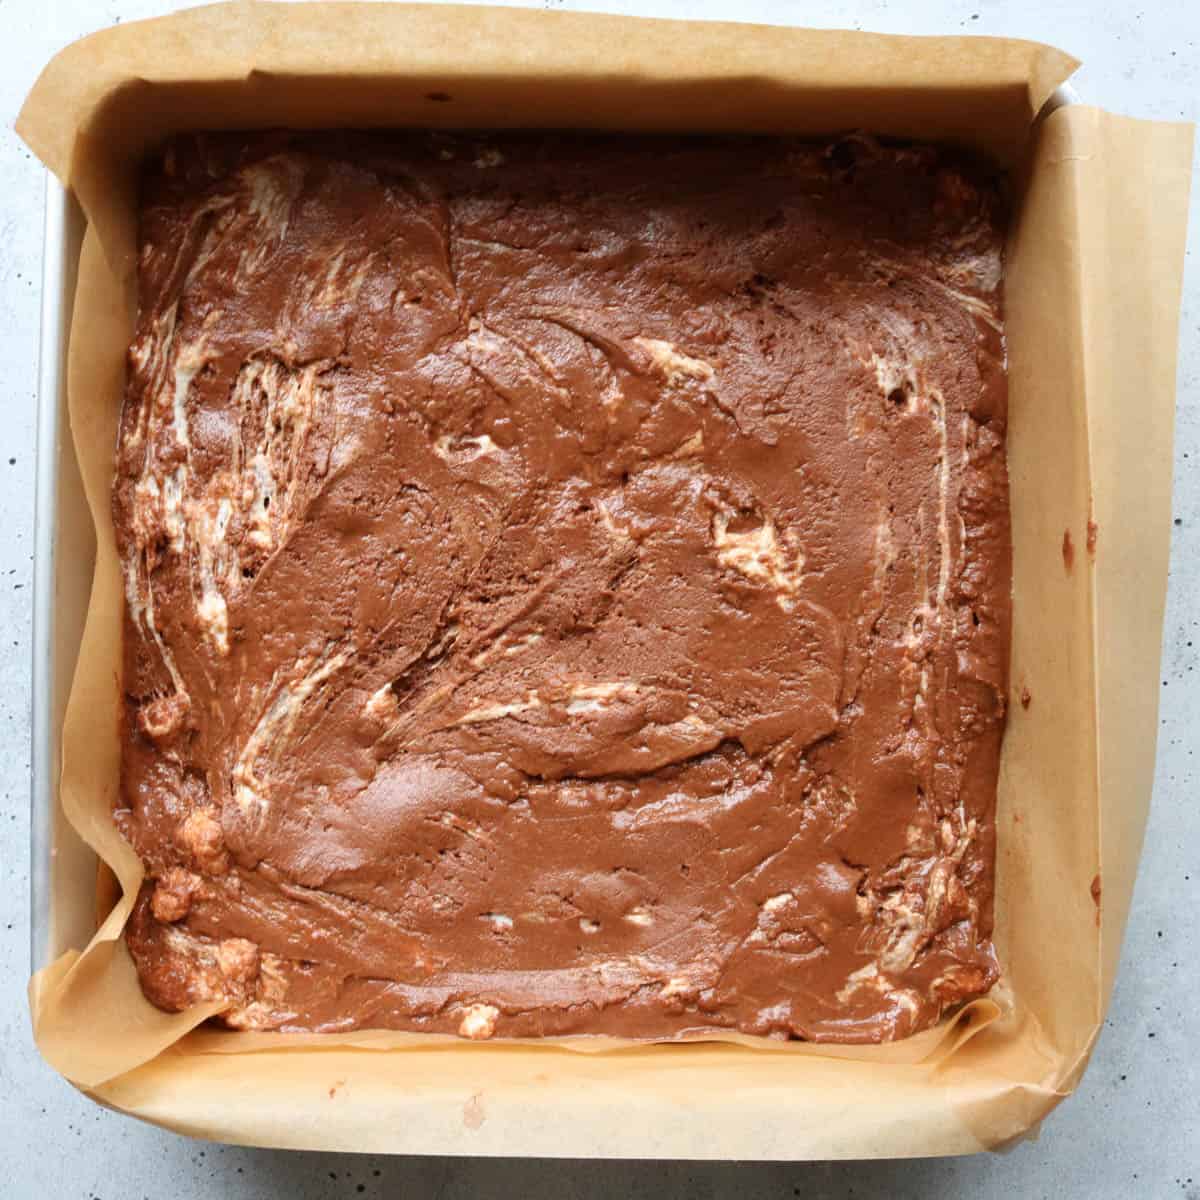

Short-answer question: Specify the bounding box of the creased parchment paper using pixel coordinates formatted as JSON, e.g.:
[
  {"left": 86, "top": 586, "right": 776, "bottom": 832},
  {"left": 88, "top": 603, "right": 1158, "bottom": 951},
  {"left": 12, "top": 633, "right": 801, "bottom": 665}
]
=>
[{"left": 17, "top": 1, "right": 1193, "bottom": 1159}]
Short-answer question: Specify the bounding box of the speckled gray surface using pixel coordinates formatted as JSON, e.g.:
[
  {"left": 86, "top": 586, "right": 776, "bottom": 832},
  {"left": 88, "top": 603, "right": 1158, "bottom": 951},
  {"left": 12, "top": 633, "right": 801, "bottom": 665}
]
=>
[{"left": 2, "top": 1, "right": 1196, "bottom": 1196}]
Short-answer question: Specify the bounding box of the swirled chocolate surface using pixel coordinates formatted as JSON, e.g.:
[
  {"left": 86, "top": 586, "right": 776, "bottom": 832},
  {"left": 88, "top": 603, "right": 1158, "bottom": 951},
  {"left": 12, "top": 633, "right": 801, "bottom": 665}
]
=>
[{"left": 115, "top": 130, "right": 1010, "bottom": 1042}]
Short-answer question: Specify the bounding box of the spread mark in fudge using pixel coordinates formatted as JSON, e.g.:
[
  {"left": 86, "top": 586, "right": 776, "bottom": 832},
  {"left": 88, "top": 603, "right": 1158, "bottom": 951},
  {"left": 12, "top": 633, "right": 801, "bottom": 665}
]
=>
[{"left": 113, "top": 130, "right": 1011, "bottom": 1042}]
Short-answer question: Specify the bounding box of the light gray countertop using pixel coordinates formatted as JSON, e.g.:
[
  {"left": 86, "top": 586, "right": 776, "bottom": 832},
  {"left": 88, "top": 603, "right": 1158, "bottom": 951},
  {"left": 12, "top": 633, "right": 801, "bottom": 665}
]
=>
[{"left": 1, "top": 1, "right": 1196, "bottom": 1196}]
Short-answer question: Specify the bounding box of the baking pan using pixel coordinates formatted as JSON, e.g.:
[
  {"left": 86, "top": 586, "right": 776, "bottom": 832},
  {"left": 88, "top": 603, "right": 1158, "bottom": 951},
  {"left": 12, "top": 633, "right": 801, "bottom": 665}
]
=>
[
  {"left": 31, "top": 180, "right": 92, "bottom": 976},
  {"left": 20, "top": 2, "right": 1189, "bottom": 1157}
]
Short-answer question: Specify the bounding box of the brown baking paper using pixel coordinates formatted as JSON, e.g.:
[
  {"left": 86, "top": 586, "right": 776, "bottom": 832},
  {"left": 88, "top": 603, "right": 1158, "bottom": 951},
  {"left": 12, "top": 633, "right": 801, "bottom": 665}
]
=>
[{"left": 17, "top": 1, "right": 1193, "bottom": 1158}]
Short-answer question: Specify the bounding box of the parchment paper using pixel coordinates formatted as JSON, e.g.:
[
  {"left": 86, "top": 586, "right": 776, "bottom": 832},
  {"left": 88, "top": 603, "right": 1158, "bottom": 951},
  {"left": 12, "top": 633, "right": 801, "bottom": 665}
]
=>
[{"left": 16, "top": 1, "right": 1193, "bottom": 1159}]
